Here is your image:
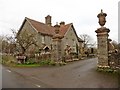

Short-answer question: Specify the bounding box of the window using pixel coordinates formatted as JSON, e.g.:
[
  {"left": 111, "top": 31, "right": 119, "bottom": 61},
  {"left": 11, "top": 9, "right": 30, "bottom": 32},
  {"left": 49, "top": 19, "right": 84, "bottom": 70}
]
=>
[
  {"left": 41, "top": 35, "right": 45, "bottom": 43},
  {"left": 73, "top": 40, "right": 76, "bottom": 46},
  {"left": 72, "top": 41, "right": 76, "bottom": 52}
]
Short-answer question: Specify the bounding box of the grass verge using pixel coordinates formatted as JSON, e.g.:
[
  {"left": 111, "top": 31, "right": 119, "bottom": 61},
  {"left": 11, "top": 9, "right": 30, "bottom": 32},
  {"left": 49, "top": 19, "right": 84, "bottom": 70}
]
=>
[{"left": 15, "top": 64, "right": 41, "bottom": 67}]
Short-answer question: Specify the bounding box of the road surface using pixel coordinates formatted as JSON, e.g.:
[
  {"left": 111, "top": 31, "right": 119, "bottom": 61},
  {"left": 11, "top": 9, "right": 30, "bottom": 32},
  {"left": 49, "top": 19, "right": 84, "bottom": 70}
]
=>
[
  {"left": 2, "top": 65, "right": 51, "bottom": 88},
  {"left": 0, "top": 64, "right": 2, "bottom": 89},
  {"left": 2, "top": 58, "right": 119, "bottom": 88}
]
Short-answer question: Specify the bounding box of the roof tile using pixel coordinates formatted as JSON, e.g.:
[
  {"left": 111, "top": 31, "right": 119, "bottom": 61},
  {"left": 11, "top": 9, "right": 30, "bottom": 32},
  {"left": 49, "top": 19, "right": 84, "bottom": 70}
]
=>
[{"left": 26, "top": 17, "right": 71, "bottom": 37}]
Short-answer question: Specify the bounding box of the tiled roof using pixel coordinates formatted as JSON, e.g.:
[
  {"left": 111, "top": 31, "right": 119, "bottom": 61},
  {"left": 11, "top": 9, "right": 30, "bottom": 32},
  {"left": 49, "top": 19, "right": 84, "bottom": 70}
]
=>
[
  {"left": 59, "top": 23, "right": 72, "bottom": 36},
  {"left": 26, "top": 17, "right": 55, "bottom": 36},
  {"left": 26, "top": 17, "right": 71, "bottom": 37}
]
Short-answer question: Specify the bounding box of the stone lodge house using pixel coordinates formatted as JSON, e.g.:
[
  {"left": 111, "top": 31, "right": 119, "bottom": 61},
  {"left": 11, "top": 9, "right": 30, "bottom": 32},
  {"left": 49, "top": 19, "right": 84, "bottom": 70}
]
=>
[{"left": 17, "top": 15, "right": 84, "bottom": 58}]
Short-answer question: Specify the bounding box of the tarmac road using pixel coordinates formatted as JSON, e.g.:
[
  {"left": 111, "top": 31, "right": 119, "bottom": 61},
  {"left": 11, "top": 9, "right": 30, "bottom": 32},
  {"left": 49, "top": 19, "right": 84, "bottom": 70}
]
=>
[
  {"left": 2, "top": 58, "right": 119, "bottom": 88},
  {"left": 2, "top": 65, "right": 51, "bottom": 88}
]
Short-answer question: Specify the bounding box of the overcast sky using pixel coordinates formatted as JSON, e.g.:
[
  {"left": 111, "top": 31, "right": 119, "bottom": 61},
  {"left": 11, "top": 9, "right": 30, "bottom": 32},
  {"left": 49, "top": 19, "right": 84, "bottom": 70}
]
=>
[{"left": 0, "top": 0, "right": 119, "bottom": 43}]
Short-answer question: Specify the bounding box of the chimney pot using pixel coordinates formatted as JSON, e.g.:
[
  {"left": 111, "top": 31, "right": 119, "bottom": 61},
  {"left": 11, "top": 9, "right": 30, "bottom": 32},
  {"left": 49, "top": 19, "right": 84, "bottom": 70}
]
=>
[{"left": 60, "top": 21, "right": 65, "bottom": 26}]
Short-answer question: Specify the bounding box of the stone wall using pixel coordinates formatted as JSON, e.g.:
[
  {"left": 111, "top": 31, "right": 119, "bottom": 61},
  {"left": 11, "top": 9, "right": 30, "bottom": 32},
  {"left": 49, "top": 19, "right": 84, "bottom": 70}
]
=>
[{"left": 61, "top": 27, "right": 79, "bottom": 56}]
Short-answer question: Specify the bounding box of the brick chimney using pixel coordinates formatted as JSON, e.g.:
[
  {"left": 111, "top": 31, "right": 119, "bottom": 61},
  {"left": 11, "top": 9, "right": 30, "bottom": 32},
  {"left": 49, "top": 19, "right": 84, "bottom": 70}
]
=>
[{"left": 45, "top": 15, "right": 52, "bottom": 26}]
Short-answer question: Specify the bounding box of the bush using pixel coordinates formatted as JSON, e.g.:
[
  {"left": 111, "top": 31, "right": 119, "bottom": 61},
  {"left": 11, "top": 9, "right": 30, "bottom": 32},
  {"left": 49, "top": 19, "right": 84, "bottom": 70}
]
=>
[
  {"left": 97, "top": 66, "right": 118, "bottom": 73},
  {"left": 24, "top": 61, "right": 36, "bottom": 65},
  {"left": 39, "top": 59, "right": 51, "bottom": 65},
  {"left": 2, "top": 55, "right": 16, "bottom": 65},
  {"left": 39, "top": 60, "right": 57, "bottom": 66},
  {"left": 24, "top": 58, "right": 36, "bottom": 65},
  {"left": 49, "top": 60, "right": 56, "bottom": 66}
]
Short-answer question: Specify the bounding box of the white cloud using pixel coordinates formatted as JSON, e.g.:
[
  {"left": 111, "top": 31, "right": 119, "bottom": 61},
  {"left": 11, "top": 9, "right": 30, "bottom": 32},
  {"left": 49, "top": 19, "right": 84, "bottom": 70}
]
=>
[{"left": 0, "top": 0, "right": 119, "bottom": 42}]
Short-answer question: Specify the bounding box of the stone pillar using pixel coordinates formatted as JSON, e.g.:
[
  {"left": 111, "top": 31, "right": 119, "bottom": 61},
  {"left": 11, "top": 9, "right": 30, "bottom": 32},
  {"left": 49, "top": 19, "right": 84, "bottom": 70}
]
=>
[
  {"left": 95, "top": 27, "right": 110, "bottom": 66},
  {"left": 52, "top": 23, "right": 63, "bottom": 63},
  {"left": 95, "top": 9, "right": 110, "bottom": 67}
]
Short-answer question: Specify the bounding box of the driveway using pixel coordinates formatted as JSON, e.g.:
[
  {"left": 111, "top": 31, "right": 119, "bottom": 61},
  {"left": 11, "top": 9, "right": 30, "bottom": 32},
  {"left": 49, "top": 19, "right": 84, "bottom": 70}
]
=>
[{"left": 2, "top": 58, "right": 119, "bottom": 88}]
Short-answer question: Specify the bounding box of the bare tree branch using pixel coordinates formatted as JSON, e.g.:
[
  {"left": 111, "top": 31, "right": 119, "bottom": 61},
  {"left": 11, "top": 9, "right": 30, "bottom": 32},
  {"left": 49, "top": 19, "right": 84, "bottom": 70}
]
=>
[
  {"left": 79, "top": 34, "right": 94, "bottom": 48},
  {"left": 16, "top": 29, "right": 37, "bottom": 54}
]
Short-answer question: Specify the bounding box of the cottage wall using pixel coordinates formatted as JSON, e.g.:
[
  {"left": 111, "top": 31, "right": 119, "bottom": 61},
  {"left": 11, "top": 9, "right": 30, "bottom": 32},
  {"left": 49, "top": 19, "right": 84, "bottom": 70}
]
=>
[
  {"left": 19, "top": 21, "right": 53, "bottom": 53},
  {"left": 18, "top": 21, "right": 41, "bottom": 53},
  {"left": 62, "top": 27, "right": 79, "bottom": 56},
  {"left": 18, "top": 17, "right": 83, "bottom": 60},
  {"left": 21, "top": 21, "right": 36, "bottom": 34},
  {"left": 44, "top": 35, "right": 52, "bottom": 48}
]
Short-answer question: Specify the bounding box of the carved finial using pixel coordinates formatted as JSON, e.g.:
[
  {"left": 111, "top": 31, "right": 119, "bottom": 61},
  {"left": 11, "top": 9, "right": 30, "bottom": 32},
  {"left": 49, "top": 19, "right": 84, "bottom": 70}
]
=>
[
  {"left": 97, "top": 9, "right": 107, "bottom": 27},
  {"left": 101, "top": 9, "right": 104, "bottom": 15},
  {"left": 54, "top": 22, "right": 60, "bottom": 34}
]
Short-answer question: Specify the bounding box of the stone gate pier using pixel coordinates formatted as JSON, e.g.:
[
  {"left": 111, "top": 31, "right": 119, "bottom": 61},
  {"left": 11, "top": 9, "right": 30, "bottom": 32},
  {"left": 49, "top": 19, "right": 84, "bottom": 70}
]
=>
[
  {"left": 95, "top": 10, "right": 110, "bottom": 68},
  {"left": 51, "top": 23, "right": 63, "bottom": 63}
]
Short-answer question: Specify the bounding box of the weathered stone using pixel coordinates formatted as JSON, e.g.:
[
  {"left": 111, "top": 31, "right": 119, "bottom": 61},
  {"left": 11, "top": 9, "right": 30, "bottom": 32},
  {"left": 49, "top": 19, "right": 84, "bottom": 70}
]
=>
[
  {"left": 51, "top": 24, "right": 63, "bottom": 62},
  {"left": 97, "top": 9, "right": 107, "bottom": 27},
  {"left": 95, "top": 10, "right": 110, "bottom": 67}
]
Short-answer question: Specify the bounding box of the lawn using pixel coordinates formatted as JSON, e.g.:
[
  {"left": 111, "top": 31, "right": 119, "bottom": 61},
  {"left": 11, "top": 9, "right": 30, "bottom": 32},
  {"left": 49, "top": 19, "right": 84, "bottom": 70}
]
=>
[{"left": 16, "top": 64, "right": 41, "bottom": 67}]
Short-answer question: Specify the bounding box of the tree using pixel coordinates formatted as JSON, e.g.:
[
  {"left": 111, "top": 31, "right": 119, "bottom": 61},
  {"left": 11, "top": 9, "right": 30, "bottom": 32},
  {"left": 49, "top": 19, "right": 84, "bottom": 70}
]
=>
[
  {"left": 111, "top": 40, "right": 118, "bottom": 49},
  {"left": 0, "top": 35, "right": 16, "bottom": 54},
  {"left": 16, "top": 29, "right": 37, "bottom": 54},
  {"left": 1, "top": 35, "right": 10, "bottom": 54},
  {"left": 0, "top": 35, "right": 4, "bottom": 53},
  {"left": 79, "top": 34, "right": 95, "bottom": 48}
]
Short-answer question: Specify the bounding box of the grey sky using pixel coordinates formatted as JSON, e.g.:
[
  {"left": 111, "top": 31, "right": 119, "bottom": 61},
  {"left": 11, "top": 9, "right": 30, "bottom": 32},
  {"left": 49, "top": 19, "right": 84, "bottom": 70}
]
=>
[{"left": 0, "top": 0, "right": 119, "bottom": 42}]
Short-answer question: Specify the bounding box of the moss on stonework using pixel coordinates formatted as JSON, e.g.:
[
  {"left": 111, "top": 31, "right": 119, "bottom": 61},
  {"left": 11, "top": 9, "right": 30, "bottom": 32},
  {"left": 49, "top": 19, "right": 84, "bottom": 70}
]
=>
[{"left": 97, "top": 66, "right": 119, "bottom": 73}]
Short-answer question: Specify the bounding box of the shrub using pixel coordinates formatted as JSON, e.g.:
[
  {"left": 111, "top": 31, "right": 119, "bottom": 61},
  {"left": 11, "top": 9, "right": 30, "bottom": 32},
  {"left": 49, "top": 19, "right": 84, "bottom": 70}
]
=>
[
  {"left": 97, "top": 66, "right": 118, "bottom": 73},
  {"left": 24, "top": 61, "right": 36, "bottom": 65},
  {"left": 39, "top": 60, "right": 57, "bottom": 66},
  {"left": 24, "top": 58, "right": 36, "bottom": 65},
  {"left": 49, "top": 60, "right": 56, "bottom": 66},
  {"left": 2, "top": 55, "right": 16, "bottom": 65},
  {"left": 39, "top": 59, "right": 51, "bottom": 65}
]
